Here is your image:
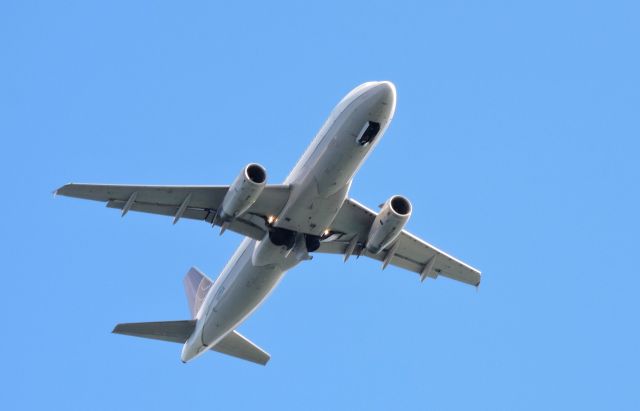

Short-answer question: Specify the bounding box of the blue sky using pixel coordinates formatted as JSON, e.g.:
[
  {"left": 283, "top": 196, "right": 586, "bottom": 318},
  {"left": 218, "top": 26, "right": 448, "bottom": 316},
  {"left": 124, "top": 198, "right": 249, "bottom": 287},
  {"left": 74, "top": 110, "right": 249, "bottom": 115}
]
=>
[{"left": 1, "top": 1, "right": 639, "bottom": 409}]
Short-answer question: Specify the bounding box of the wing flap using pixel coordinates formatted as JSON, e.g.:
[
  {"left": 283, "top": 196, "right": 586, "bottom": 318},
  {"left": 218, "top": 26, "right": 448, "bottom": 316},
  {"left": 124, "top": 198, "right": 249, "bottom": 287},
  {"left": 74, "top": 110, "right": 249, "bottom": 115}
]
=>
[
  {"left": 105, "top": 200, "right": 210, "bottom": 220},
  {"left": 105, "top": 200, "right": 266, "bottom": 240}
]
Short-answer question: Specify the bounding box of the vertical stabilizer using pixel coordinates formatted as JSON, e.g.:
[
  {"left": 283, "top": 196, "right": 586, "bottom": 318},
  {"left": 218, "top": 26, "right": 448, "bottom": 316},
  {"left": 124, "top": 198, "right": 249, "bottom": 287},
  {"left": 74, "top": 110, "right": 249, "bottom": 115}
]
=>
[{"left": 183, "top": 267, "right": 213, "bottom": 318}]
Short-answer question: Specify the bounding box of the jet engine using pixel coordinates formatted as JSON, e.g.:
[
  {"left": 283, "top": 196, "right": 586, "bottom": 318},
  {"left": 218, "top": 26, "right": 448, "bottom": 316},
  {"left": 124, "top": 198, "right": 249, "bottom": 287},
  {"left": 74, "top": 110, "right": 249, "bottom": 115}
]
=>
[
  {"left": 366, "top": 195, "right": 412, "bottom": 254},
  {"left": 218, "top": 163, "right": 267, "bottom": 222}
]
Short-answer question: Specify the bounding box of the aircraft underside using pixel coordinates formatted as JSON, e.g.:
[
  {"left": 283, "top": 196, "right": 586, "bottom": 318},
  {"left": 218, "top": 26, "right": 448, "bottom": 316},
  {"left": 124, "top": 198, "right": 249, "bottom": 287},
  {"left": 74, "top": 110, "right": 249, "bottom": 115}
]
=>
[{"left": 56, "top": 81, "right": 481, "bottom": 365}]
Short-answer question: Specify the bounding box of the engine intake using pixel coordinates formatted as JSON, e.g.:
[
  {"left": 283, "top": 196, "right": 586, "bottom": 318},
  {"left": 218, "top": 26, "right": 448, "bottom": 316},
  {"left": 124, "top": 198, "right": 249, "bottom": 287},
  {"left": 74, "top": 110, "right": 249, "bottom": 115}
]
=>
[
  {"left": 219, "top": 163, "right": 267, "bottom": 221},
  {"left": 366, "top": 195, "right": 412, "bottom": 254}
]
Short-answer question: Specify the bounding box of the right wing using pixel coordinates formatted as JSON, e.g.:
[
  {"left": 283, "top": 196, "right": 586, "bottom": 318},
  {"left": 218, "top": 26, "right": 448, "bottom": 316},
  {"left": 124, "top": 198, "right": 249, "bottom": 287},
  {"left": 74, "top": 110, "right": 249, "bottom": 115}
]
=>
[
  {"left": 318, "top": 198, "right": 481, "bottom": 286},
  {"left": 55, "top": 183, "right": 290, "bottom": 240}
]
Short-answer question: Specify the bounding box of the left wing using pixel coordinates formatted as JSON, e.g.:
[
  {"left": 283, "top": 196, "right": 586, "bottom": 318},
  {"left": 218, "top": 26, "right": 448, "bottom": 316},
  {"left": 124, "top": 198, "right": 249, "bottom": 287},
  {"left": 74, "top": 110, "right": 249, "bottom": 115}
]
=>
[
  {"left": 318, "top": 198, "right": 481, "bottom": 286},
  {"left": 55, "top": 183, "right": 290, "bottom": 240}
]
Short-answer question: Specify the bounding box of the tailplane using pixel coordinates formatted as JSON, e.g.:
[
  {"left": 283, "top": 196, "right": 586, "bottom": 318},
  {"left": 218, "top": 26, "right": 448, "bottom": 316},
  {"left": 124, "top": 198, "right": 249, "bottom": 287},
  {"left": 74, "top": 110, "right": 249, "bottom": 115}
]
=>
[
  {"left": 113, "top": 320, "right": 196, "bottom": 343},
  {"left": 212, "top": 330, "right": 270, "bottom": 365},
  {"left": 113, "top": 321, "right": 269, "bottom": 365},
  {"left": 113, "top": 266, "right": 269, "bottom": 365}
]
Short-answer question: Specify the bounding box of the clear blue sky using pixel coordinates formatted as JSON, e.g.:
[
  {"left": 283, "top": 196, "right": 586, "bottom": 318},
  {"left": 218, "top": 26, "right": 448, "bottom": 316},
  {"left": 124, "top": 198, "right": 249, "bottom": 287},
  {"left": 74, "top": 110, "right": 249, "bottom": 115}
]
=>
[{"left": 1, "top": 1, "right": 639, "bottom": 409}]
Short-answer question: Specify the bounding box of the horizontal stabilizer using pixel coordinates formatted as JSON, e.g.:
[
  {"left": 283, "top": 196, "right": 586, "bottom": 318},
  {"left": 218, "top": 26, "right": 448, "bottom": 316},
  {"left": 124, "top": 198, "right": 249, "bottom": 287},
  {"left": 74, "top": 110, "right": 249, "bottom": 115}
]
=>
[
  {"left": 212, "top": 330, "right": 270, "bottom": 365},
  {"left": 55, "top": 183, "right": 291, "bottom": 241},
  {"left": 113, "top": 321, "right": 269, "bottom": 365},
  {"left": 113, "top": 320, "right": 196, "bottom": 343}
]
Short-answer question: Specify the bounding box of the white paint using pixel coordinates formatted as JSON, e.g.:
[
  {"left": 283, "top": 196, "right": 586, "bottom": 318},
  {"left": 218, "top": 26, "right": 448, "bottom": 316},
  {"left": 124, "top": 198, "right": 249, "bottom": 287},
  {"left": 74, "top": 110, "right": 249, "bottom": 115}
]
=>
[{"left": 180, "top": 81, "right": 397, "bottom": 362}]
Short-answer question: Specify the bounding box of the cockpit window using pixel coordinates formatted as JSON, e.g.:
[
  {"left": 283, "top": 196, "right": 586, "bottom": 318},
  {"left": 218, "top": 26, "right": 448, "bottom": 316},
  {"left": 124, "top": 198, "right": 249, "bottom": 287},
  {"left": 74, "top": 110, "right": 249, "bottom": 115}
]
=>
[{"left": 357, "top": 121, "right": 381, "bottom": 146}]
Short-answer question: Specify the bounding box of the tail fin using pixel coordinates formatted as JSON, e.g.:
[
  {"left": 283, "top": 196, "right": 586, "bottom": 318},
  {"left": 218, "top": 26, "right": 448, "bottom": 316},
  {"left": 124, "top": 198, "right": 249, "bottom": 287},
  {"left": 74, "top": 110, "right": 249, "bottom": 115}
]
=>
[
  {"left": 114, "top": 267, "right": 270, "bottom": 365},
  {"left": 183, "top": 267, "right": 213, "bottom": 318},
  {"left": 113, "top": 320, "right": 196, "bottom": 343}
]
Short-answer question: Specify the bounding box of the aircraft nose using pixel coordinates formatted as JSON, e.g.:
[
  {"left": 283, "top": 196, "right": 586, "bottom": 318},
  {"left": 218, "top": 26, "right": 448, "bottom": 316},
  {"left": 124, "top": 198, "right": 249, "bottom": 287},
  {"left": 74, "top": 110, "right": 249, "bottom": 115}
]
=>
[
  {"left": 375, "top": 81, "right": 396, "bottom": 96},
  {"left": 369, "top": 81, "right": 397, "bottom": 106},
  {"left": 371, "top": 81, "right": 396, "bottom": 100},
  {"left": 366, "top": 81, "right": 397, "bottom": 119}
]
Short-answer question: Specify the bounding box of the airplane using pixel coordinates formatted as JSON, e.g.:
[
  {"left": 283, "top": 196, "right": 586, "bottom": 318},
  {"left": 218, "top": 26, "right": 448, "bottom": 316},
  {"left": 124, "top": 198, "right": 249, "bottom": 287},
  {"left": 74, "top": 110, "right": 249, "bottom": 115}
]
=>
[{"left": 56, "top": 81, "right": 481, "bottom": 365}]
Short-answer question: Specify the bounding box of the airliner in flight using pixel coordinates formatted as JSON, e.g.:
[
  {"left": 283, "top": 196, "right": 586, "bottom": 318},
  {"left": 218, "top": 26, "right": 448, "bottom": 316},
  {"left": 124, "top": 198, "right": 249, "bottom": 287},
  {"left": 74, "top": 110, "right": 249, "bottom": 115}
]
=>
[{"left": 56, "top": 81, "right": 481, "bottom": 365}]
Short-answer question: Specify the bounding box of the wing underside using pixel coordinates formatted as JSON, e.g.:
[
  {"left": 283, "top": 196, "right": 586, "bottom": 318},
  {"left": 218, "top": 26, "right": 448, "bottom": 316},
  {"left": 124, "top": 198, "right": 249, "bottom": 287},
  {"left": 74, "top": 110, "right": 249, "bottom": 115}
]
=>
[
  {"left": 55, "top": 183, "right": 290, "bottom": 240},
  {"left": 56, "top": 184, "right": 479, "bottom": 285},
  {"left": 318, "top": 198, "right": 481, "bottom": 286}
]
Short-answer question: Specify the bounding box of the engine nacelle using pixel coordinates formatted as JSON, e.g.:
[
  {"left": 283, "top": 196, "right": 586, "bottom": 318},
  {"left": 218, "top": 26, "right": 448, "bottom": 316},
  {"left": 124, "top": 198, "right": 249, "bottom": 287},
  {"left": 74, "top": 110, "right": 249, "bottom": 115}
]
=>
[
  {"left": 366, "top": 195, "right": 412, "bottom": 254},
  {"left": 219, "top": 163, "right": 267, "bottom": 221}
]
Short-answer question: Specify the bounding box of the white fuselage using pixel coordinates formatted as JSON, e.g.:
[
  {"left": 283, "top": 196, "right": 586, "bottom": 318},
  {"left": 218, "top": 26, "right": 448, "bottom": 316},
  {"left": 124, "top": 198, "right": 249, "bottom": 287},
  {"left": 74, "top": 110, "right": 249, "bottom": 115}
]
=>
[{"left": 181, "top": 81, "right": 396, "bottom": 362}]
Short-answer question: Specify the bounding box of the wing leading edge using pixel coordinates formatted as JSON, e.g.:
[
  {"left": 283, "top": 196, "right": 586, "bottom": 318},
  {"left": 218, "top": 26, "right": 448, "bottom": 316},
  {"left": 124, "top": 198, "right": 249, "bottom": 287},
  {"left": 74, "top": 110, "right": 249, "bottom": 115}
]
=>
[{"left": 318, "top": 198, "right": 481, "bottom": 286}]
